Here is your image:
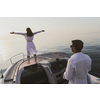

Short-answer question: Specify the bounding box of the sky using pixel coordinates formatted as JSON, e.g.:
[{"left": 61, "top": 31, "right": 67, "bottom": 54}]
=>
[{"left": 0, "top": 17, "right": 100, "bottom": 40}]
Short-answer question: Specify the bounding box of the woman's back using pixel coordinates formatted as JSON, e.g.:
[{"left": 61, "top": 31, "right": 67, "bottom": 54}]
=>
[{"left": 24, "top": 34, "right": 34, "bottom": 42}]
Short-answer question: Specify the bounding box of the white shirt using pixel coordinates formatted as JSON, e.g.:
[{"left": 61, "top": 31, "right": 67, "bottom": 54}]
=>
[{"left": 63, "top": 52, "right": 92, "bottom": 84}]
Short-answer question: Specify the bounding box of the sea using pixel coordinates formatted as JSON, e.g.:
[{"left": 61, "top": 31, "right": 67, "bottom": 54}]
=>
[{"left": 0, "top": 32, "right": 100, "bottom": 78}]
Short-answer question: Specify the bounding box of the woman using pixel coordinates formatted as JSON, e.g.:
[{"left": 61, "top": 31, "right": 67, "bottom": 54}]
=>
[{"left": 10, "top": 27, "right": 45, "bottom": 63}]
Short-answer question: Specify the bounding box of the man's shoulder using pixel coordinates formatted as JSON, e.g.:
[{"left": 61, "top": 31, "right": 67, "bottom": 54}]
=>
[
  {"left": 70, "top": 52, "right": 91, "bottom": 62},
  {"left": 70, "top": 53, "right": 79, "bottom": 60},
  {"left": 82, "top": 53, "right": 91, "bottom": 59},
  {"left": 69, "top": 54, "right": 77, "bottom": 63}
]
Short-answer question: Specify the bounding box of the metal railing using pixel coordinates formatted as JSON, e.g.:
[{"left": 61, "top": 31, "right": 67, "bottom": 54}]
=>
[
  {"left": 9, "top": 52, "right": 24, "bottom": 64},
  {"left": 0, "top": 52, "right": 25, "bottom": 78}
]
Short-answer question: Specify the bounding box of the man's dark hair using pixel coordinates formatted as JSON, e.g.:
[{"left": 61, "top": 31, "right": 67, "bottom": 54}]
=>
[
  {"left": 72, "top": 40, "right": 84, "bottom": 52},
  {"left": 26, "top": 27, "right": 33, "bottom": 37}
]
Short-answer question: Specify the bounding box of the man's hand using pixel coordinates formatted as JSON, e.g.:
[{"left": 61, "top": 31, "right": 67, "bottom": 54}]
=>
[{"left": 63, "top": 68, "right": 66, "bottom": 72}]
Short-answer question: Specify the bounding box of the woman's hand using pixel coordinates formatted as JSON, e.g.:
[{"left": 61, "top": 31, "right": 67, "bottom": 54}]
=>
[
  {"left": 10, "top": 32, "right": 14, "bottom": 34},
  {"left": 42, "top": 30, "right": 45, "bottom": 32}
]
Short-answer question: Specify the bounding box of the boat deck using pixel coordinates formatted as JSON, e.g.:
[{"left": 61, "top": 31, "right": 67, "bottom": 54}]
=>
[
  {"left": 4, "top": 56, "right": 50, "bottom": 83},
  {"left": 4, "top": 58, "right": 37, "bottom": 83},
  {"left": 4, "top": 52, "right": 69, "bottom": 84}
]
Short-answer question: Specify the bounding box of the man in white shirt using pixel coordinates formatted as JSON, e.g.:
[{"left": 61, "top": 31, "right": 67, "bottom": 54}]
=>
[{"left": 63, "top": 40, "right": 92, "bottom": 84}]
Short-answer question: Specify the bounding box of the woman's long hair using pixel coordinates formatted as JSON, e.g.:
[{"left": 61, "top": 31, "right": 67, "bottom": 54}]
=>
[{"left": 26, "top": 27, "right": 33, "bottom": 37}]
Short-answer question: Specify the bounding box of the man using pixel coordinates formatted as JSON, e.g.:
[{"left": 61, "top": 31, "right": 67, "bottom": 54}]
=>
[{"left": 63, "top": 40, "right": 92, "bottom": 84}]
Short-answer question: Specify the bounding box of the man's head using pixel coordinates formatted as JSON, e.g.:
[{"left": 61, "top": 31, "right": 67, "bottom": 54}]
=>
[{"left": 70, "top": 40, "right": 84, "bottom": 53}]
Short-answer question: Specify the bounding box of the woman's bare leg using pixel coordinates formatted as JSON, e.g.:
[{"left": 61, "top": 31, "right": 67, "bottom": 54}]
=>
[
  {"left": 34, "top": 54, "right": 37, "bottom": 63},
  {"left": 27, "top": 56, "right": 30, "bottom": 64}
]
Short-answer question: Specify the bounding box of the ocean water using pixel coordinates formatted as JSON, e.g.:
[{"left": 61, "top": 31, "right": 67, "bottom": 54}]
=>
[{"left": 0, "top": 32, "right": 100, "bottom": 77}]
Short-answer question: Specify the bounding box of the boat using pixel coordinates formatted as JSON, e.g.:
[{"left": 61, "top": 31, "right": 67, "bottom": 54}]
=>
[{"left": 0, "top": 52, "right": 100, "bottom": 84}]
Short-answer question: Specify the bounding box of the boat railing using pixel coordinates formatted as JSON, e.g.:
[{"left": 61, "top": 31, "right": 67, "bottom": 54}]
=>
[
  {"left": 0, "top": 52, "right": 25, "bottom": 78},
  {"left": 9, "top": 52, "right": 25, "bottom": 64}
]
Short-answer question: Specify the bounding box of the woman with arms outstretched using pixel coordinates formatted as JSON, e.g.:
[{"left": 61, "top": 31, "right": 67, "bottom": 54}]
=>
[{"left": 10, "top": 27, "right": 45, "bottom": 63}]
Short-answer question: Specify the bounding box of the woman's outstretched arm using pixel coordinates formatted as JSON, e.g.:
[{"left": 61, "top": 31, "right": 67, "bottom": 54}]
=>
[
  {"left": 33, "top": 30, "right": 45, "bottom": 35},
  {"left": 10, "top": 32, "right": 26, "bottom": 36}
]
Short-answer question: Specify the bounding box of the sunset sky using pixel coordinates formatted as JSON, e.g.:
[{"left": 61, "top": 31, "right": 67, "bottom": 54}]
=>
[{"left": 0, "top": 17, "right": 100, "bottom": 39}]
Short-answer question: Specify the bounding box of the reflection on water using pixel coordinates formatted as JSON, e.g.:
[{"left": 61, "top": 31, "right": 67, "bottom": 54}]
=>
[{"left": 0, "top": 32, "right": 100, "bottom": 77}]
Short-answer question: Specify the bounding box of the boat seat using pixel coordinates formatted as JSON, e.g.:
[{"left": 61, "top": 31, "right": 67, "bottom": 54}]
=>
[{"left": 20, "top": 64, "right": 49, "bottom": 84}]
